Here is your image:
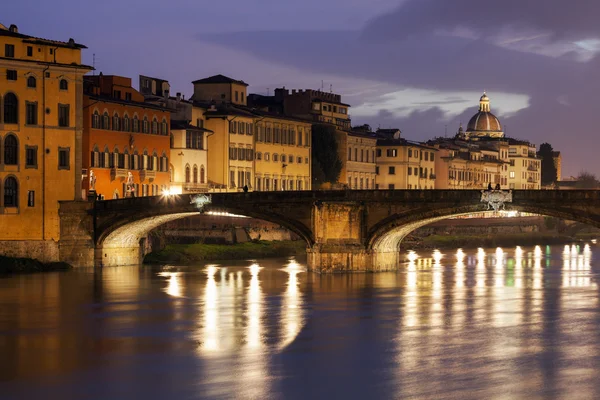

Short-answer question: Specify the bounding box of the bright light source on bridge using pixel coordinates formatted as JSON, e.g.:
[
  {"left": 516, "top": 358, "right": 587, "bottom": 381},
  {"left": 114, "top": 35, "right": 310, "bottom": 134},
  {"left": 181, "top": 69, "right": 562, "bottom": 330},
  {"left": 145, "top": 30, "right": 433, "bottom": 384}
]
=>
[
  {"left": 162, "top": 186, "right": 183, "bottom": 196},
  {"left": 592, "top": 239, "right": 597, "bottom": 244}
]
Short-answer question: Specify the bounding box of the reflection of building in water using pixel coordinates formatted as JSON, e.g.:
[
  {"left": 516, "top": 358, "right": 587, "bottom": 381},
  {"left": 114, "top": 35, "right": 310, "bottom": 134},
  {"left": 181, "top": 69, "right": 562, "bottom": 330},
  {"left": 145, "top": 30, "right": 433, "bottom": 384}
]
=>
[{"left": 279, "top": 259, "right": 305, "bottom": 350}]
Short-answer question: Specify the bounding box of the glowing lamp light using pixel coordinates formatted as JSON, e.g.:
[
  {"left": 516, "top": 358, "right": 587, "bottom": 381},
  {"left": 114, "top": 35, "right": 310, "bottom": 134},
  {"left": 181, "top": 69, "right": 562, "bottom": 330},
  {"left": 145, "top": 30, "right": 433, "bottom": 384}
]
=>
[{"left": 407, "top": 251, "right": 419, "bottom": 262}]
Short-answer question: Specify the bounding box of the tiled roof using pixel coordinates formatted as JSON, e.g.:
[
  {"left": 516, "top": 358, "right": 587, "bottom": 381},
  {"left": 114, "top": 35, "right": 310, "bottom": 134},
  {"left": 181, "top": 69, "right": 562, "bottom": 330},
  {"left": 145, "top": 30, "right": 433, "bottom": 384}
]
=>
[
  {"left": 192, "top": 74, "right": 248, "bottom": 86},
  {"left": 0, "top": 25, "right": 87, "bottom": 49}
]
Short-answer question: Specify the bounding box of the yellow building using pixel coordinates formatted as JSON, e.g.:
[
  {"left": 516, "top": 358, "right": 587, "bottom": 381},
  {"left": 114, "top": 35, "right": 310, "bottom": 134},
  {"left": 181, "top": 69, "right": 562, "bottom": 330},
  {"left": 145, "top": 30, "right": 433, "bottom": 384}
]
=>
[
  {"left": 254, "top": 115, "right": 311, "bottom": 191},
  {"left": 375, "top": 130, "right": 437, "bottom": 190},
  {"left": 0, "top": 23, "right": 91, "bottom": 261}
]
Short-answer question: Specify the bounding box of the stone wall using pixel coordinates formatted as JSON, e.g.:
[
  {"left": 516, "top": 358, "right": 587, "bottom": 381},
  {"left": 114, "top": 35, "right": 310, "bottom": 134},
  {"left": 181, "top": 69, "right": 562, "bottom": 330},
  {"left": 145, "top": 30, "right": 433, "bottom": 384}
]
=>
[{"left": 0, "top": 240, "right": 59, "bottom": 263}]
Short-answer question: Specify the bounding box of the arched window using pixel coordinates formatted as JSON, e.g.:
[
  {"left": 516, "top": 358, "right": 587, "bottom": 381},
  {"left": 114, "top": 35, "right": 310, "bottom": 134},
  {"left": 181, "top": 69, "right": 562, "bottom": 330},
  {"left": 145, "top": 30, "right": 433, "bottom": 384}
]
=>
[
  {"left": 123, "top": 115, "right": 130, "bottom": 132},
  {"left": 27, "top": 76, "right": 36, "bottom": 88},
  {"left": 133, "top": 116, "right": 139, "bottom": 132},
  {"left": 281, "top": 154, "right": 287, "bottom": 163},
  {"left": 113, "top": 113, "right": 120, "bottom": 131},
  {"left": 4, "top": 93, "right": 18, "bottom": 124},
  {"left": 4, "top": 177, "right": 18, "bottom": 207},
  {"left": 92, "top": 110, "right": 100, "bottom": 128},
  {"left": 59, "top": 79, "right": 68, "bottom": 90},
  {"left": 193, "top": 165, "right": 198, "bottom": 183},
  {"left": 151, "top": 118, "right": 158, "bottom": 134},
  {"left": 102, "top": 112, "right": 109, "bottom": 129},
  {"left": 185, "top": 165, "right": 191, "bottom": 183},
  {"left": 200, "top": 166, "right": 205, "bottom": 184},
  {"left": 143, "top": 117, "right": 149, "bottom": 133},
  {"left": 4, "top": 135, "right": 18, "bottom": 165},
  {"left": 273, "top": 153, "right": 279, "bottom": 162},
  {"left": 161, "top": 119, "right": 168, "bottom": 135}
]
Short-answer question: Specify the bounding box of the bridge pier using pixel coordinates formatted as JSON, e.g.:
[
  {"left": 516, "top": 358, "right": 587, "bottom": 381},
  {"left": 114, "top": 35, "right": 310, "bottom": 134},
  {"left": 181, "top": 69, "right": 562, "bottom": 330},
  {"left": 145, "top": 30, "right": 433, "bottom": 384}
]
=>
[{"left": 307, "top": 245, "right": 402, "bottom": 273}]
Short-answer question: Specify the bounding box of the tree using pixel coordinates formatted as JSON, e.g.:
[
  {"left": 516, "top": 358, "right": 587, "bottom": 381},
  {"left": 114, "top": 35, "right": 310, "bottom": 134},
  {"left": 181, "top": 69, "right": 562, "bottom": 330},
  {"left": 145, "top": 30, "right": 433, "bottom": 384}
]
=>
[
  {"left": 311, "top": 124, "right": 342, "bottom": 185},
  {"left": 575, "top": 171, "right": 600, "bottom": 189},
  {"left": 538, "top": 142, "right": 557, "bottom": 186}
]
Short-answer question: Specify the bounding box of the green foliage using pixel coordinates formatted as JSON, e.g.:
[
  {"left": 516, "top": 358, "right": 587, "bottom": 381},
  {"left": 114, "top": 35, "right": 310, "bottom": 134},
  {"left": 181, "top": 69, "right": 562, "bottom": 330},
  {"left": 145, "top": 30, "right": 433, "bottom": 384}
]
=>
[
  {"left": 538, "top": 142, "right": 557, "bottom": 185},
  {"left": 311, "top": 124, "right": 342, "bottom": 184},
  {"left": 144, "top": 240, "right": 307, "bottom": 264}
]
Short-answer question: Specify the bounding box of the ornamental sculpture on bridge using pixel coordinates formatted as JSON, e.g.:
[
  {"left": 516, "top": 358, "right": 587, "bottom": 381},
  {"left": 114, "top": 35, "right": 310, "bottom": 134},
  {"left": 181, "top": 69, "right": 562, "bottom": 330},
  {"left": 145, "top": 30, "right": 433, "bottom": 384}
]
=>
[
  {"left": 481, "top": 189, "right": 513, "bottom": 212},
  {"left": 190, "top": 194, "right": 212, "bottom": 213}
]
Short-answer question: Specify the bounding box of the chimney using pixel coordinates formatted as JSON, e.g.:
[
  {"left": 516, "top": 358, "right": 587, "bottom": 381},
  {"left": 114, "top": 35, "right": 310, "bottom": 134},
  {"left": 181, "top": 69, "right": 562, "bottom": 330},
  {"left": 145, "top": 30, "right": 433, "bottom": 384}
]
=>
[
  {"left": 176, "top": 92, "right": 181, "bottom": 102},
  {"left": 9, "top": 24, "right": 18, "bottom": 33}
]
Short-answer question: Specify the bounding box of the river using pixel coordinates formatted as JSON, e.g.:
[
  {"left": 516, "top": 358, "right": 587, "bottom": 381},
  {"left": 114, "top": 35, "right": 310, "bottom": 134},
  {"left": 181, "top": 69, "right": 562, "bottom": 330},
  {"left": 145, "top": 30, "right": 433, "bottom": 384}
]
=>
[{"left": 1, "top": 243, "right": 599, "bottom": 399}]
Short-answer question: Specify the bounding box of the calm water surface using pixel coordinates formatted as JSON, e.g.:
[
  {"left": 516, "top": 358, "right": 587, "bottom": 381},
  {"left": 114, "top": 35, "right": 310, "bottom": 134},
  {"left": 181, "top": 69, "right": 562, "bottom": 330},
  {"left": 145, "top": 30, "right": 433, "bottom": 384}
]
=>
[{"left": 1, "top": 244, "right": 600, "bottom": 399}]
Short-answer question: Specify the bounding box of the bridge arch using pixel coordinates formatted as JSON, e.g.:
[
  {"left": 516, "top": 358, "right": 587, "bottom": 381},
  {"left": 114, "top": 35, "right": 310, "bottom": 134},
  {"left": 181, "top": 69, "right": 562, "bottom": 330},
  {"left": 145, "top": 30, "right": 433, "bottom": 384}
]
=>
[
  {"left": 367, "top": 203, "right": 600, "bottom": 255},
  {"left": 94, "top": 196, "right": 315, "bottom": 267}
]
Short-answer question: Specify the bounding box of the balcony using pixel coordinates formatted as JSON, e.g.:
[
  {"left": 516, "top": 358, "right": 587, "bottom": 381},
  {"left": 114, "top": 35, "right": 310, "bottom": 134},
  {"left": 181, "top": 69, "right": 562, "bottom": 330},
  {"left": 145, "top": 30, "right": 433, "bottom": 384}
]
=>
[
  {"left": 182, "top": 182, "right": 209, "bottom": 193},
  {"left": 527, "top": 164, "right": 538, "bottom": 171},
  {"left": 527, "top": 177, "right": 535, "bottom": 183},
  {"left": 139, "top": 170, "right": 156, "bottom": 182},
  {"left": 110, "top": 168, "right": 128, "bottom": 181}
]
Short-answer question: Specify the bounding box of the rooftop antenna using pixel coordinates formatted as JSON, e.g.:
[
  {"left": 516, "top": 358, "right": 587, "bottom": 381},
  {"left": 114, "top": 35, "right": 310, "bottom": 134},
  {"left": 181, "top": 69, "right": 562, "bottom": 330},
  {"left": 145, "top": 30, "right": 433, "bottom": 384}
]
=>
[{"left": 330, "top": 84, "right": 333, "bottom": 93}]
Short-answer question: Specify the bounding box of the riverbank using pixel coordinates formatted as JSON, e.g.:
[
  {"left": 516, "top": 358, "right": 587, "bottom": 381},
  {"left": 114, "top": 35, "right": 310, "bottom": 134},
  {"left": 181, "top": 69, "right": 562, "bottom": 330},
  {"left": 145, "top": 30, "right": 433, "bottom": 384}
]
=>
[
  {"left": 405, "top": 232, "right": 597, "bottom": 251},
  {"left": 144, "top": 240, "right": 306, "bottom": 264},
  {"left": 0, "top": 256, "right": 72, "bottom": 274}
]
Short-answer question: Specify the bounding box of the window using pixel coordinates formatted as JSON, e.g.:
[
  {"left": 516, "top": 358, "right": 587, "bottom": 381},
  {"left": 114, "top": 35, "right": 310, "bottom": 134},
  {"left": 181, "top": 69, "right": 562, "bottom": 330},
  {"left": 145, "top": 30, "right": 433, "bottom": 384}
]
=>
[
  {"left": 389, "top": 166, "right": 395, "bottom": 175},
  {"left": 133, "top": 116, "right": 139, "bottom": 132},
  {"left": 59, "top": 79, "right": 68, "bottom": 90},
  {"left": 229, "top": 147, "right": 237, "bottom": 160},
  {"left": 408, "top": 168, "right": 412, "bottom": 176},
  {"left": 408, "top": 149, "right": 412, "bottom": 157},
  {"left": 4, "top": 135, "right": 18, "bottom": 165},
  {"left": 125, "top": 93, "right": 132, "bottom": 101},
  {"left": 265, "top": 153, "right": 270, "bottom": 161},
  {"left": 27, "top": 46, "right": 33, "bottom": 57},
  {"left": 5, "top": 44, "right": 15, "bottom": 58},
  {"left": 388, "top": 184, "right": 395, "bottom": 190},
  {"left": 376, "top": 149, "right": 381, "bottom": 157},
  {"left": 143, "top": 117, "right": 149, "bottom": 133},
  {"left": 235, "top": 91, "right": 239, "bottom": 102},
  {"left": 510, "top": 171, "right": 515, "bottom": 179},
  {"left": 123, "top": 115, "right": 130, "bottom": 132},
  {"left": 230, "top": 170, "right": 236, "bottom": 188},
  {"left": 185, "top": 166, "right": 191, "bottom": 183},
  {"left": 4, "top": 93, "right": 18, "bottom": 123},
  {"left": 281, "top": 154, "right": 287, "bottom": 163},
  {"left": 152, "top": 118, "right": 158, "bottom": 134},
  {"left": 430, "top": 152, "right": 435, "bottom": 161},
  {"left": 297, "top": 157, "right": 302, "bottom": 164},
  {"left": 230, "top": 120, "right": 236, "bottom": 133},
  {"left": 25, "top": 146, "right": 37, "bottom": 168},
  {"left": 92, "top": 111, "right": 100, "bottom": 128},
  {"left": 58, "top": 148, "right": 70, "bottom": 170},
  {"left": 386, "top": 149, "right": 397, "bottom": 157},
  {"left": 58, "top": 104, "right": 70, "bottom": 127},
  {"left": 112, "top": 113, "right": 120, "bottom": 131},
  {"left": 193, "top": 166, "right": 198, "bottom": 183},
  {"left": 376, "top": 166, "right": 380, "bottom": 175},
  {"left": 161, "top": 119, "right": 168, "bottom": 135},
  {"left": 102, "top": 112, "right": 109, "bottom": 129},
  {"left": 4, "top": 177, "right": 18, "bottom": 207},
  {"left": 26, "top": 102, "right": 38, "bottom": 125},
  {"left": 27, "top": 76, "right": 36, "bottom": 88},
  {"left": 27, "top": 191, "right": 35, "bottom": 207},
  {"left": 200, "top": 167, "right": 205, "bottom": 183},
  {"left": 273, "top": 153, "right": 279, "bottom": 162}
]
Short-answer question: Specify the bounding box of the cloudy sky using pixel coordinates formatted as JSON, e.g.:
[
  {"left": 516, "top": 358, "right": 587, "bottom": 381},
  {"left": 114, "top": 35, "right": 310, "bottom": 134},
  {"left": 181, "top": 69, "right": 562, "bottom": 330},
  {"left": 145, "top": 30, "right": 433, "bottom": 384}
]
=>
[{"left": 7, "top": 0, "right": 600, "bottom": 177}]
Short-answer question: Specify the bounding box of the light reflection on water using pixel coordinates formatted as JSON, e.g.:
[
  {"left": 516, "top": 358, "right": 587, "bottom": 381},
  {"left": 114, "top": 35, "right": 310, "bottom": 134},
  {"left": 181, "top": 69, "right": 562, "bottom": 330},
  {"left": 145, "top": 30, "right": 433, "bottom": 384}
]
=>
[{"left": 0, "top": 246, "right": 600, "bottom": 399}]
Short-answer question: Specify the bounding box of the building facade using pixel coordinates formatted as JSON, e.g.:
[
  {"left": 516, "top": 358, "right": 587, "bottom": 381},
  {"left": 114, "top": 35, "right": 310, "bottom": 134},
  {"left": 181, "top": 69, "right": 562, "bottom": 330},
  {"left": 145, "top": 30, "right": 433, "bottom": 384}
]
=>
[
  {"left": 254, "top": 114, "right": 312, "bottom": 191},
  {"left": 83, "top": 74, "right": 171, "bottom": 199},
  {"left": 375, "top": 130, "right": 437, "bottom": 190},
  {"left": 0, "top": 23, "right": 91, "bottom": 260}
]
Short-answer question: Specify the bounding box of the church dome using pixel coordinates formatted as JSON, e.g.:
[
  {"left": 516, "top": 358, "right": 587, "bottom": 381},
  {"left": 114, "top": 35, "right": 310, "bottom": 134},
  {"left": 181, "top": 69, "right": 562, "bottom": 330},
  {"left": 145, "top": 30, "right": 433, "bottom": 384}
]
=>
[
  {"left": 466, "top": 111, "right": 502, "bottom": 132},
  {"left": 465, "top": 92, "right": 504, "bottom": 138}
]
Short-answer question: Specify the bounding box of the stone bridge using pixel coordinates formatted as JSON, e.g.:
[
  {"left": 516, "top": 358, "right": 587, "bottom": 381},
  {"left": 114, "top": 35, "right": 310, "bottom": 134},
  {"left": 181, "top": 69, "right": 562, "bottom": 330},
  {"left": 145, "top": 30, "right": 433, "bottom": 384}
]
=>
[{"left": 58, "top": 190, "right": 600, "bottom": 272}]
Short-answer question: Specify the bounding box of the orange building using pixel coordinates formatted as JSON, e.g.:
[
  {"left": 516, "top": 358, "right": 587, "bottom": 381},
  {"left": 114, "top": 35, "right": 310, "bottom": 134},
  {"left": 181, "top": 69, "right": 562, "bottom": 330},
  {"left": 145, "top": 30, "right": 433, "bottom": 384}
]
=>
[{"left": 82, "top": 74, "right": 171, "bottom": 199}]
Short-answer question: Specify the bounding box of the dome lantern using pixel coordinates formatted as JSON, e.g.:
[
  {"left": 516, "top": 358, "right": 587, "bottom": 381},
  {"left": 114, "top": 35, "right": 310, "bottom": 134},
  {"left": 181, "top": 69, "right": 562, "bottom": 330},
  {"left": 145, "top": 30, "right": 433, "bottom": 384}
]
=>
[{"left": 479, "top": 92, "right": 490, "bottom": 112}]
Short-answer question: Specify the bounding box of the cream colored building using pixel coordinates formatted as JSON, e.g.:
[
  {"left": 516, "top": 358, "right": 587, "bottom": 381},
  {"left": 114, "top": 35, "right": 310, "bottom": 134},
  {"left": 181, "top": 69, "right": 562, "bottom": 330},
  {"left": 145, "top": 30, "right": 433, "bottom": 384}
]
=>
[
  {"left": 375, "top": 130, "right": 437, "bottom": 190},
  {"left": 507, "top": 139, "right": 541, "bottom": 189},
  {"left": 340, "top": 131, "right": 377, "bottom": 189},
  {"left": 254, "top": 115, "right": 311, "bottom": 191},
  {"left": 169, "top": 120, "right": 209, "bottom": 193}
]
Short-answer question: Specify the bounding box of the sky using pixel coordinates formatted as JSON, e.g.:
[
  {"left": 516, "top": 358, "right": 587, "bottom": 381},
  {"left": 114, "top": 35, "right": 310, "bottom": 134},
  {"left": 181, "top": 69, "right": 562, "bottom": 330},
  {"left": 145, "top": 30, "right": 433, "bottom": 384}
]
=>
[{"left": 6, "top": 0, "right": 600, "bottom": 177}]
